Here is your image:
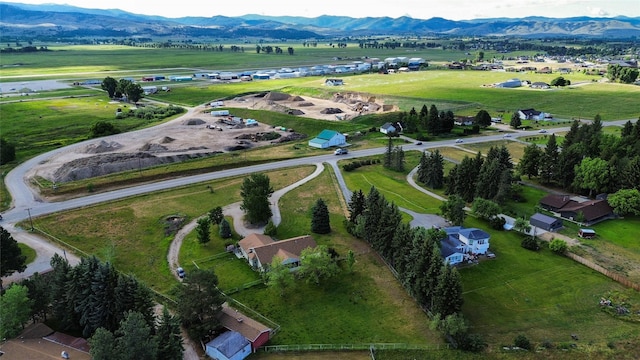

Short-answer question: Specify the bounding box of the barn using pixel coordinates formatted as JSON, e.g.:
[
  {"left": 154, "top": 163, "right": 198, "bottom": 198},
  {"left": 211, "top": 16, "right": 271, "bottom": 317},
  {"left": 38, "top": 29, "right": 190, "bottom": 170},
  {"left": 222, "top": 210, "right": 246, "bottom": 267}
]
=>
[
  {"left": 530, "top": 213, "right": 563, "bottom": 232},
  {"left": 308, "top": 130, "right": 346, "bottom": 149}
]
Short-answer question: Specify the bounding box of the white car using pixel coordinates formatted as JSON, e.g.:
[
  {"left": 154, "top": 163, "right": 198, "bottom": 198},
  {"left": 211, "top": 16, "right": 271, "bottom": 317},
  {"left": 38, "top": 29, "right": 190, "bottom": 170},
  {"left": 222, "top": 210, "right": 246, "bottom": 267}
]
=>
[
  {"left": 503, "top": 134, "right": 511, "bottom": 138},
  {"left": 334, "top": 148, "right": 348, "bottom": 155},
  {"left": 455, "top": 139, "right": 463, "bottom": 143},
  {"left": 538, "top": 129, "right": 547, "bottom": 133},
  {"left": 176, "top": 267, "right": 185, "bottom": 279}
]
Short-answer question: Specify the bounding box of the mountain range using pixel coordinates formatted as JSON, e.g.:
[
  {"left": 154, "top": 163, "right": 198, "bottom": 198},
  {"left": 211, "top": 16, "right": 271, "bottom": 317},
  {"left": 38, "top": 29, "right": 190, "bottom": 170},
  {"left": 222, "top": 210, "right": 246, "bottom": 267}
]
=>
[{"left": 1, "top": 2, "right": 640, "bottom": 39}]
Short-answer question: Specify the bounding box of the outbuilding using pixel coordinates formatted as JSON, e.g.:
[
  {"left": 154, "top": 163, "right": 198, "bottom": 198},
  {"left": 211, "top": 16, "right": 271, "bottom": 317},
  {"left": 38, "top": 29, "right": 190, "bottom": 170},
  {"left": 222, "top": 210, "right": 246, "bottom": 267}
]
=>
[
  {"left": 205, "top": 331, "right": 251, "bottom": 360},
  {"left": 579, "top": 228, "right": 596, "bottom": 239},
  {"left": 530, "top": 213, "right": 563, "bottom": 232},
  {"left": 308, "top": 129, "right": 346, "bottom": 149}
]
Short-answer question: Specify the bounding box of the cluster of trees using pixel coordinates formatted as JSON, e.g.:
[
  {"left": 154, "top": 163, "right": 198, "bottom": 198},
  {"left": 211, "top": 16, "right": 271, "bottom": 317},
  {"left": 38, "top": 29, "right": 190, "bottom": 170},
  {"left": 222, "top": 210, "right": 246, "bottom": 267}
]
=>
[
  {"left": 444, "top": 145, "right": 515, "bottom": 205},
  {"left": 255, "top": 45, "right": 294, "bottom": 55},
  {"left": 358, "top": 40, "right": 440, "bottom": 50},
  {"left": 397, "top": 104, "right": 455, "bottom": 136},
  {"left": 519, "top": 118, "right": 640, "bottom": 200},
  {"left": 90, "top": 121, "right": 121, "bottom": 138},
  {"left": 119, "top": 105, "right": 185, "bottom": 120},
  {"left": 346, "top": 187, "right": 483, "bottom": 350},
  {"left": 383, "top": 137, "right": 405, "bottom": 172},
  {"left": 101, "top": 77, "right": 144, "bottom": 103},
  {"left": 417, "top": 150, "right": 445, "bottom": 189},
  {"left": 267, "top": 245, "right": 341, "bottom": 294},
  {"left": 196, "top": 206, "right": 232, "bottom": 245},
  {"left": 607, "top": 64, "right": 639, "bottom": 84},
  {"left": 342, "top": 158, "right": 380, "bottom": 172}
]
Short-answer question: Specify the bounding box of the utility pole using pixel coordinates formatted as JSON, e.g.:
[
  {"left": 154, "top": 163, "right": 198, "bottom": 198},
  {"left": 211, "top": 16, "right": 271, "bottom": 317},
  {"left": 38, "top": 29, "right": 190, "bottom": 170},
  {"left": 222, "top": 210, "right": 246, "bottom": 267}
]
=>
[{"left": 27, "top": 208, "right": 34, "bottom": 231}]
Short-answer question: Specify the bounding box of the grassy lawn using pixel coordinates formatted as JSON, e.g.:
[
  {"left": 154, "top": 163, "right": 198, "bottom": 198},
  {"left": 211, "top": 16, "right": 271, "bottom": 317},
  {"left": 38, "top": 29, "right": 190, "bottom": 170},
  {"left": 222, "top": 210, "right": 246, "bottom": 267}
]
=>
[
  {"left": 340, "top": 152, "right": 443, "bottom": 214},
  {"left": 18, "top": 243, "right": 37, "bottom": 265},
  {"left": 519, "top": 134, "right": 565, "bottom": 146},
  {"left": 461, "top": 140, "right": 528, "bottom": 163},
  {"left": 460, "top": 217, "right": 640, "bottom": 350},
  {"left": 33, "top": 166, "right": 315, "bottom": 294},
  {"left": 230, "top": 167, "right": 440, "bottom": 346}
]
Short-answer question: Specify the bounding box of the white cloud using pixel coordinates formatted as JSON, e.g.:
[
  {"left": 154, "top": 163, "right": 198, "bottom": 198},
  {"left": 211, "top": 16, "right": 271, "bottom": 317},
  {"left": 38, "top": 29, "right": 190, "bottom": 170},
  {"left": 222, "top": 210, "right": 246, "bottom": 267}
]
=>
[{"left": 588, "top": 7, "right": 609, "bottom": 16}]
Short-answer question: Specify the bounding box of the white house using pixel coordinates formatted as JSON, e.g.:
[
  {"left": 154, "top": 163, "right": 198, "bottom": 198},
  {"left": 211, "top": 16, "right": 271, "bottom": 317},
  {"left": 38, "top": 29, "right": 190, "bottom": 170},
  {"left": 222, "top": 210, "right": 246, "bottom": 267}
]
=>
[
  {"left": 495, "top": 78, "right": 522, "bottom": 88},
  {"left": 443, "top": 226, "right": 491, "bottom": 256},
  {"left": 308, "top": 129, "right": 346, "bottom": 149},
  {"left": 518, "top": 108, "right": 546, "bottom": 121},
  {"left": 205, "top": 331, "right": 251, "bottom": 360},
  {"left": 380, "top": 122, "right": 404, "bottom": 134},
  {"left": 238, "top": 234, "right": 317, "bottom": 272}
]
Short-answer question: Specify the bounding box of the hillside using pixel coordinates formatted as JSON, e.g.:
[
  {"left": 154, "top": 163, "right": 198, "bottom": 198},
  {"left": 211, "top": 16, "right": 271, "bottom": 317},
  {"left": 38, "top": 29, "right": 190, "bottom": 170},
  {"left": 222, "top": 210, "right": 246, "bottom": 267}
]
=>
[{"left": 1, "top": 2, "right": 640, "bottom": 39}]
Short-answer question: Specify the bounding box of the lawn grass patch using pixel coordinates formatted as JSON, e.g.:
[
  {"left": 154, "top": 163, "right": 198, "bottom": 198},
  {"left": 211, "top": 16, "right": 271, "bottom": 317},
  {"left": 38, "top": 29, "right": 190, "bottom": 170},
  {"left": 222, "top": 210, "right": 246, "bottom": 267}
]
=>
[
  {"left": 18, "top": 243, "right": 37, "bottom": 265},
  {"left": 461, "top": 140, "right": 528, "bottom": 163},
  {"left": 33, "top": 166, "right": 314, "bottom": 293},
  {"left": 460, "top": 216, "right": 640, "bottom": 348}
]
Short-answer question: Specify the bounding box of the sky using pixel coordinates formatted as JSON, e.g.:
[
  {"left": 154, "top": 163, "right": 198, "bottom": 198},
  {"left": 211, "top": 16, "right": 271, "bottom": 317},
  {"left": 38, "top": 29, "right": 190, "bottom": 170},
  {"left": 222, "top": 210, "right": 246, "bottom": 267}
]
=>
[{"left": 2, "top": 0, "right": 639, "bottom": 20}]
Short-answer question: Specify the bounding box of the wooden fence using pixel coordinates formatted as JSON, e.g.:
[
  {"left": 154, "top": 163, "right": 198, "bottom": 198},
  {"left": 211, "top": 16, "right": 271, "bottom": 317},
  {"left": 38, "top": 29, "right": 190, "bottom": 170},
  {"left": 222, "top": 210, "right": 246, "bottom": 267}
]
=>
[
  {"left": 260, "top": 343, "right": 448, "bottom": 353},
  {"left": 566, "top": 252, "right": 640, "bottom": 291}
]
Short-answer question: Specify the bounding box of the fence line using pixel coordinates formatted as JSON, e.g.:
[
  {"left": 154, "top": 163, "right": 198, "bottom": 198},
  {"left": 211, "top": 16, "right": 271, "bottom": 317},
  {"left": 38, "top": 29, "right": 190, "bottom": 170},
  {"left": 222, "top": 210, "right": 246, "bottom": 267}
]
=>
[
  {"left": 260, "top": 343, "right": 448, "bottom": 353},
  {"left": 566, "top": 252, "right": 640, "bottom": 292},
  {"left": 225, "top": 297, "right": 281, "bottom": 334}
]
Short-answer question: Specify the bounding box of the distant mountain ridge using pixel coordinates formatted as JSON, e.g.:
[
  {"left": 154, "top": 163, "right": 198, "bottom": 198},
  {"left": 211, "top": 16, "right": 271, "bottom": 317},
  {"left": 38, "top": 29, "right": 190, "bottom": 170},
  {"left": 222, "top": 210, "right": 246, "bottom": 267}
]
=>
[{"left": 1, "top": 2, "right": 639, "bottom": 39}]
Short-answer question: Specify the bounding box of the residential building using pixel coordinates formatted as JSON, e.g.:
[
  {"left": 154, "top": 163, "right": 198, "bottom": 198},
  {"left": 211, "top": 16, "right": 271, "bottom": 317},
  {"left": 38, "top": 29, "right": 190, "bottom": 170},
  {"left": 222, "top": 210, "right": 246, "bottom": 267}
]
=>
[
  {"left": 530, "top": 212, "right": 564, "bottom": 232},
  {"left": 518, "top": 108, "right": 546, "bottom": 121},
  {"left": 539, "top": 194, "right": 615, "bottom": 225},
  {"left": 238, "top": 234, "right": 317, "bottom": 272},
  {"left": 205, "top": 331, "right": 251, "bottom": 360},
  {"left": 218, "top": 303, "right": 272, "bottom": 352},
  {"left": 443, "top": 226, "right": 491, "bottom": 258}
]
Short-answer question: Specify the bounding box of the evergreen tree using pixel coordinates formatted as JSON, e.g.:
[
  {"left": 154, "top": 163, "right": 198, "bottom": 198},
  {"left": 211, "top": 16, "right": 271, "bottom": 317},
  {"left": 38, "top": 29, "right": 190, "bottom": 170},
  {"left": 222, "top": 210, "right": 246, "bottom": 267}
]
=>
[
  {"left": 427, "top": 104, "right": 440, "bottom": 135},
  {"left": 391, "top": 146, "right": 405, "bottom": 171},
  {"left": 390, "top": 222, "right": 412, "bottom": 272},
  {"left": 156, "top": 307, "right": 184, "bottom": 360},
  {"left": 494, "top": 169, "right": 514, "bottom": 204},
  {"left": 475, "top": 158, "right": 502, "bottom": 200},
  {"left": 417, "top": 151, "right": 429, "bottom": 184},
  {"left": 383, "top": 136, "right": 393, "bottom": 168},
  {"left": 348, "top": 189, "right": 366, "bottom": 223},
  {"left": 19, "top": 272, "right": 51, "bottom": 322},
  {"left": 311, "top": 198, "right": 331, "bottom": 234},
  {"left": 540, "top": 134, "right": 559, "bottom": 184},
  {"left": 0, "top": 226, "right": 27, "bottom": 278},
  {"left": 433, "top": 264, "right": 464, "bottom": 317},
  {"left": 83, "top": 261, "right": 119, "bottom": 336},
  {"left": 441, "top": 110, "right": 455, "bottom": 133},
  {"left": 562, "top": 120, "right": 581, "bottom": 149},
  {"left": 424, "top": 150, "right": 445, "bottom": 189},
  {"left": 475, "top": 109, "right": 492, "bottom": 127},
  {"left": 419, "top": 104, "right": 429, "bottom": 130},
  {"left": 455, "top": 156, "right": 481, "bottom": 202},
  {"left": 556, "top": 144, "right": 582, "bottom": 189},
  {"left": 49, "top": 254, "right": 76, "bottom": 330},
  {"left": 196, "top": 217, "right": 211, "bottom": 244},
  {"left": 240, "top": 173, "right": 274, "bottom": 224},
  {"left": 0, "top": 138, "right": 16, "bottom": 165},
  {"left": 114, "top": 311, "right": 158, "bottom": 360},
  {"left": 425, "top": 240, "right": 444, "bottom": 309},
  {"left": 175, "top": 268, "right": 225, "bottom": 341},
  {"left": 89, "top": 328, "right": 116, "bottom": 360},
  {"left": 362, "top": 187, "right": 385, "bottom": 244},
  {"left": 510, "top": 112, "right": 521, "bottom": 129},
  {"left": 219, "top": 218, "right": 232, "bottom": 238},
  {"left": 374, "top": 202, "right": 403, "bottom": 259},
  {"left": 519, "top": 143, "right": 543, "bottom": 179},
  {"left": 444, "top": 163, "right": 459, "bottom": 196}
]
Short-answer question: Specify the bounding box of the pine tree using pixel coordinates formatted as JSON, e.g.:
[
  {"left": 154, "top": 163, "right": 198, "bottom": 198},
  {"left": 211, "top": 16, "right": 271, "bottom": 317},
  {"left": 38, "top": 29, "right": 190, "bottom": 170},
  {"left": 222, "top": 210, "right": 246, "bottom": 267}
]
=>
[
  {"left": 240, "top": 173, "right": 274, "bottom": 224},
  {"left": 510, "top": 112, "right": 522, "bottom": 129},
  {"left": 427, "top": 104, "right": 439, "bottom": 135},
  {"left": 114, "top": 311, "right": 158, "bottom": 360},
  {"left": 383, "top": 136, "right": 393, "bottom": 168},
  {"left": 519, "top": 143, "right": 543, "bottom": 179},
  {"left": 426, "top": 150, "right": 444, "bottom": 189},
  {"left": 433, "top": 264, "right": 464, "bottom": 317},
  {"left": 540, "top": 134, "right": 559, "bottom": 184},
  {"left": 156, "top": 307, "right": 184, "bottom": 360},
  {"left": 311, "top": 198, "right": 331, "bottom": 234},
  {"left": 348, "top": 189, "right": 366, "bottom": 223},
  {"left": 219, "top": 218, "right": 232, "bottom": 238},
  {"left": 417, "top": 151, "right": 429, "bottom": 184},
  {"left": 196, "top": 217, "right": 211, "bottom": 244},
  {"left": 0, "top": 226, "right": 27, "bottom": 278}
]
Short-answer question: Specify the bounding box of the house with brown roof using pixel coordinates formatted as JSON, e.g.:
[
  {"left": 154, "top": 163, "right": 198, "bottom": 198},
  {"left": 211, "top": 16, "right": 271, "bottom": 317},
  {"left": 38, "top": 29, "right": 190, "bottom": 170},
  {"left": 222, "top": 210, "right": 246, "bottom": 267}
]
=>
[
  {"left": 238, "top": 234, "right": 317, "bottom": 272},
  {"left": 217, "top": 303, "right": 273, "bottom": 352},
  {"left": 539, "top": 194, "right": 615, "bottom": 225}
]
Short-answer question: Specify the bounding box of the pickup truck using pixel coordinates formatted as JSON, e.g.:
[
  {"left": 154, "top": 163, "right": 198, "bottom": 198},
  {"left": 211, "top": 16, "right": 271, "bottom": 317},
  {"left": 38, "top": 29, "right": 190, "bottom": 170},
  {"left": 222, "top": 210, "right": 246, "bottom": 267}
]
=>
[{"left": 334, "top": 148, "right": 348, "bottom": 155}]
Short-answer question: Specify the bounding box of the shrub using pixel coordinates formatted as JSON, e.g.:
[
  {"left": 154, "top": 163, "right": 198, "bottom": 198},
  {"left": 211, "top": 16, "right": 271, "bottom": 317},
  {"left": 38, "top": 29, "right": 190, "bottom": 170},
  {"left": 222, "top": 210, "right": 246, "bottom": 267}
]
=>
[
  {"left": 549, "top": 238, "right": 568, "bottom": 254},
  {"left": 521, "top": 237, "right": 540, "bottom": 251},
  {"left": 514, "top": 334, "right": 532, "bottom": 350},
  {"left": 489, "top": 216, "right": 506, "bottom": 230}
]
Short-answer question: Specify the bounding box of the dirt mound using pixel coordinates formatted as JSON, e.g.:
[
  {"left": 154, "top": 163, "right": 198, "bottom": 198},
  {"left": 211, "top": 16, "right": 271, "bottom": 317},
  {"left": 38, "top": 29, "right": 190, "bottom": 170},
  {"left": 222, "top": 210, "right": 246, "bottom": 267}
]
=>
[
  {"left": 275, "top": 132, "right": 307, "bottom": 143},
  {"left": 139, "top": 143, "right": 168, "bottom": 152},
  {"left": 291, "top": 95, "right": 305, "bottom": 101},
  {"left": 287, "top": 109, "right": 305, "bottom": 115},
  {"left": 297, "top": 102, "right": 314, "bottom": 107},
  {"left": 264, "top": 92, "right": 291, "bottom": 101},
  {"left": 52, "top": 151, "right": 220, "bottom": 183},
  {"left": 183, "top": 118, "right": 206, "bottom": 126},
  {"left": 85, "top": 140, "right": 123, "bottom": 154},
  {"left": 320, "top": 108, "right": 343, "bottom": 114},
  {"left": 160, "top": 136, "right": 175, "bottom": 143}
]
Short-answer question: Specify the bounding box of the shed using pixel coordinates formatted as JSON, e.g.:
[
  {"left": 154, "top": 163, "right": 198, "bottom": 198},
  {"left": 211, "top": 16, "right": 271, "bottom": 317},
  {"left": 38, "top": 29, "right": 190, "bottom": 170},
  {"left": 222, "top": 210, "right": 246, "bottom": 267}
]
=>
[
  {"left": 530, "top": 213, "right": 563, "bottom": 232},
  {"left": 308, "top": 129, "right": 346, "bottom": 149},
  {"left": 205, "top": 331, "right": 251, "bottom": 360},
  {"left": 218, "top": 303, "right": 272, "bottom": 352},
  {"left": 380, "top": 122, "right": 397, "bottom": 134},
  {"left": 579, "top": 228, "right": 596, "bottom": 239}
]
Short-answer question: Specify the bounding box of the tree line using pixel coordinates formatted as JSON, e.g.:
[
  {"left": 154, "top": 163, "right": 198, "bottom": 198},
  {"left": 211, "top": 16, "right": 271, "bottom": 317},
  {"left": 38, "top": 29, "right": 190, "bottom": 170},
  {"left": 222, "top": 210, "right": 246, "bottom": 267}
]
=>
[{"left": 345, "top": 187, "right": 485, "bottom": 351}]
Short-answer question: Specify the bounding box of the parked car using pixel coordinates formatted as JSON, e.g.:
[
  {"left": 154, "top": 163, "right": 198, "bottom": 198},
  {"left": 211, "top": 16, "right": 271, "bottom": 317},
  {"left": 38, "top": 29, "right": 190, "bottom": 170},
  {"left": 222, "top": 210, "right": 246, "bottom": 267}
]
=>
[
  {"left": 334, "top": 148, "right": 348, "bottom": 155},
  {"left": 455, "top": 139, "right": 463, "bottom": 143},
  {"left": 176, "top": 267, "right": 185, "bottom": 279}
]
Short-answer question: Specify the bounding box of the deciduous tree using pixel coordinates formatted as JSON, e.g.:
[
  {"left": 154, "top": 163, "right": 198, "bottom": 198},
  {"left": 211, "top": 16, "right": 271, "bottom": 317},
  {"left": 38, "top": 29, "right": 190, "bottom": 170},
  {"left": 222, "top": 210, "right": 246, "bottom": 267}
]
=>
[
  {"left": 0, "top": 226, "right": 27, "bottom": 279},
  {"left": 0, "top": 284, "right": 32, "bottom": 339},
  {"left": 240, "top": 173, "right": 274, "bottom": 224},
  {"left": 440, "top": 195, "right": 466, "bottom": 226},
  {"left": 299, "top": 245, "right": 340, "bottom": 285},
  {"left": 608, "top": 188, "right": 640, "bottom": 215}
]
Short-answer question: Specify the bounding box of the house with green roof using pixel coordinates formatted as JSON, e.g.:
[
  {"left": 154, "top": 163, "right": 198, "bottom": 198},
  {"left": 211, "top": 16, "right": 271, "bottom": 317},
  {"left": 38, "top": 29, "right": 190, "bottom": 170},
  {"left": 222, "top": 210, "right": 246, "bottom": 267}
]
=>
[{"left": 308, "top": 129, "right": 346, "bottom": 149}]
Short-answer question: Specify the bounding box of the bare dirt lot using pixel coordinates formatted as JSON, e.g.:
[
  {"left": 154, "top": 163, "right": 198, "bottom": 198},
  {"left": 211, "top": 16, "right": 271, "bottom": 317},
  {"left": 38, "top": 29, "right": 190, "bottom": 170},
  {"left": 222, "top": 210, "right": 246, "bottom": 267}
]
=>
[{"left": 28, "top": 92, "right": 393, "bottom": 183}]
